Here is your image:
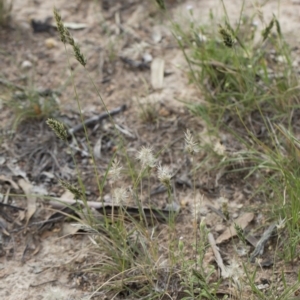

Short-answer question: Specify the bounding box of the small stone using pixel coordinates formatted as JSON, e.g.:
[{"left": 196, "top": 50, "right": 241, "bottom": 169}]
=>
[
  {"left": 232, "top": 212, "right": 239, "bottom": 219},
  {"left": 45, "top": 38, "right": 57, "bottom": 49},
  {"left": 21, "top": 60, "right": 32, "bottom": 70},
  {"left": 142, "top": 52, "right": 152, "bottom": 64},
  {"left": 103, "top": 194, "right": 111, "bottom": 202}
]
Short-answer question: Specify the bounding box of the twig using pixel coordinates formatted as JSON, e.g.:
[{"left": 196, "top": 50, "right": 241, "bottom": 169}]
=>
[
  {"left": 49, "top": 198, "right": 177, "bottom": 223},
  {"left": 0, "top": 202, "right": 25, "bottom": 211},
  {"left": 30, "top": 280, "right": 57, "bottom": 287},
  {"left": 67, "top": 104, "right": 127, "bottom": 136}
]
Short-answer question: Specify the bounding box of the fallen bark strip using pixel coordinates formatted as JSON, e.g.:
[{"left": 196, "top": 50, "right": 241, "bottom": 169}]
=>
[
  {"left": 49, "top": 198, "right": 177, "bottom": 223},
  {"left": 250, "top": 222, "right": 277, "bottom": 263},
  {"left": 67, "top": 104, "right": 127, "bottom": 136},
  {"left": 208, "top": 232, "right": 228, "bottom": 278}
]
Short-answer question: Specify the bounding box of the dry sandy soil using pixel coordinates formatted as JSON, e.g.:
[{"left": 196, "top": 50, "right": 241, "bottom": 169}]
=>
[{"left": 1, "top": 0, "right": 300, "bottom": 299}]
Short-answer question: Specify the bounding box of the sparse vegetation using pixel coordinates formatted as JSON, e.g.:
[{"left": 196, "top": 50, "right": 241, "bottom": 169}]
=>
[
  {"left": 3, "top": 0, "right": 300, "bottom": 299},
  {"left": 44, "top": 1, "right": 300, "bottom": 299}
]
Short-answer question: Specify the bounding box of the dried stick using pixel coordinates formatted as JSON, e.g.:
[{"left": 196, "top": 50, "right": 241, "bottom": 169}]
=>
[{"left": 67, "top": 104, "right": 127, "bottom": 136}]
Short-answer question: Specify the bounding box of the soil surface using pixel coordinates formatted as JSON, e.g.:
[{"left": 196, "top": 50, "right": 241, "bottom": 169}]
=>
[{"left": 1, "top": 0, "right": 300, "bottom": 299}]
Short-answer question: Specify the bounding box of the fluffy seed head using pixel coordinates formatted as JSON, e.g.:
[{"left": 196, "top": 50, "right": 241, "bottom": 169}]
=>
[
  {"left": 46, "top": 118, "right": 68, "bottom": 141},
  {"left": 108, "top": 158, "right": 123, "bottom": 181},
  {"left": 214, "top": 141, "right": 226, "bottom": 156},
  {"left": 112, "top": 187, "right": 128, "bottom": 205},
  {"left": 157, "top": 163, "right": 172, "bottom": 188},
  {"left": 136, "top": 146, "right": 156, "bottom": 169},
  {"left": 184, "top": 129, "right": 199, "bottom": 155},
  {"left": 223, "top": 259, "right": 243, "bottom": 282},
  {"left": 276, "top": 217, "right": 286, "bottom": 231}
]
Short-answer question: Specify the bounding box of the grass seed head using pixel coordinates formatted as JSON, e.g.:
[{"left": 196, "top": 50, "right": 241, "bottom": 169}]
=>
[
  {"left": 73, "top": 43, "right": 86, "bottom": 67},
  {"left": 234, "top": 223, "right": 246, "bottom": 244},
  {"left": 184, "top": 129, "right": 199, "bottom": 155},
  {"left": 136, "top": 146, "right": 156, "bottom": 169},
  {"left": 108, "top": 158, "right": 123, "bottom": 181},
  {"left": 221, "top": 201, "right": 230, "bottom": 221},
  {"left": 112, "top": 187, "right": 128, "bottom": 205},
  {"left": 218, "top": 24, "right": 235, "bottom": 48},
  {"left": 46, "top": 118, "right": 68, "bottom": 141},
  {"left": 59, "top": 180, "right": 83, "bottom": 199},
  {"left": 262, "top": 18, "right": 274, "bottom": 41},
  {"left": 157, "top": 163, "right": 172, "bottom": 188},
  {"left": 64, "top": 28, "right": 75, "bottom": 46},
  {"left": 223, "top": 259, "right": 243, "bottom": 283},
  {"left": 274, "top": 17, "right": 282, "bottom": 38},
  {"left": 276, "top": 217, "right": 286, "bottom": 231},
  {"left": 53, "top": 7, "right": 67, "bottom": 44}
]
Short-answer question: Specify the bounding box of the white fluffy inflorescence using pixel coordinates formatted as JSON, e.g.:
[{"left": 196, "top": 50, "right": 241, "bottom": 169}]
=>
[{"left": 136, "top": 146, "right": 157, "bottom": 169}]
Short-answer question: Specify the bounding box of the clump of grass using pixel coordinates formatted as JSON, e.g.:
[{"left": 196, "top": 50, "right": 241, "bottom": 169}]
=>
[
  {"left": 139, "top": 101, "right": 158, "bottom": 123},
  {"left": 46, "top": 8, "right": 186, "bottom": 299},
  {"left": 174, "top": 1, "right": 300, "bottom": 296},
  {"left": 8, "top": 88, "right": 60, "bottom": 130},
  {"left": 174, "top": 8, "right": 299, "bottom": 126}
]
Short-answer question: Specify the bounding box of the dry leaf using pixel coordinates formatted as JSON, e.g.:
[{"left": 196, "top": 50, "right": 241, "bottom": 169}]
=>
[
  {"left": 216, "top": 212, "right": 254, "bottom": 244},
  {"left": 61, "top": 223, "right": 81, "bottom": 236},
  {"left": 18, "top": 179, "right": 37, "bottom": 226}
]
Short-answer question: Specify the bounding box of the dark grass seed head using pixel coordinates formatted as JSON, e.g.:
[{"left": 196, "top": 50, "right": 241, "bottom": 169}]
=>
[
  {"left": 218, "top": 25, "right": 235, "bottom": 48},
  {"left": 64, "top": 28, "right": 75, "bottom": 46},
  {"left": 59, "top": 180, "right": 83, "bottom": 199},
  {"left": 53, "top": 7, "right": 67, "bottom": 44},
  {"left": 275, "top": 18, "right": 282, "bottom": 38},
  {"left": 46, "top": 118, "right": 68, "bottom": 141},
  {"left": 234, "top": 223, "right": 246, "bottom": 244},
  {"left": 73, "top": 43, "right": 86, "bottom": 67},
  {"left": 262, "top": 18, "right": 274, "bottom": 41}
]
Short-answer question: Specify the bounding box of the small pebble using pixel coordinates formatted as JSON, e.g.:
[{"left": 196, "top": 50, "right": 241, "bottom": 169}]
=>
[
  {"left": 45, "top": 38, "right": 57, "bottom": 49},
  {"left": 21, "top": 60, "right": 32, "bottom": 69},
  {"left": 232, "top": 212, "right": 239, "bottom": 219}
]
